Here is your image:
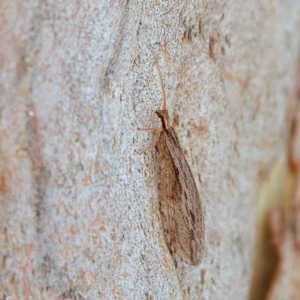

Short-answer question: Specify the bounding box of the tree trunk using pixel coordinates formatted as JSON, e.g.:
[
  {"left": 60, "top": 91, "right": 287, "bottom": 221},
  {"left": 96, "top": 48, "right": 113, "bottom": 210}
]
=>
[{"left": 1, "top": 1, "right": 300, "bottom": 299}]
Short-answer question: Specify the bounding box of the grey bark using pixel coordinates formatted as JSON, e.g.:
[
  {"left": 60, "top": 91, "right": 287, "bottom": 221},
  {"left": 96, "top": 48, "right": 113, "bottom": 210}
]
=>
[{"left": 1, "top": 1, "right": 300, "bottom": 299}]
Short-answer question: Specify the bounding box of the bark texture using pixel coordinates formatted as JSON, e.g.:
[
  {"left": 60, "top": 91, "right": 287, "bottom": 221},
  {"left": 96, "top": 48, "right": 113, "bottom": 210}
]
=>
[{"left": 1, "top": 1, "right": 300, "bottom": 299}]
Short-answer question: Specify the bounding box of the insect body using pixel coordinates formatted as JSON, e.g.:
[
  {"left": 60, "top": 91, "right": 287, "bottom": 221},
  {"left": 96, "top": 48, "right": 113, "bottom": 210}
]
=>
[{"left": 141, "top": 47, "right": 205, "bottom": 266}]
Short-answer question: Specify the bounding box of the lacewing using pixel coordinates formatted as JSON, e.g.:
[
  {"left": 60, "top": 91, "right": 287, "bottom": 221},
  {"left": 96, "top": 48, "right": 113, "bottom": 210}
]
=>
[{"left": 140, "top": 46, "right": 205, "bottom": 265}]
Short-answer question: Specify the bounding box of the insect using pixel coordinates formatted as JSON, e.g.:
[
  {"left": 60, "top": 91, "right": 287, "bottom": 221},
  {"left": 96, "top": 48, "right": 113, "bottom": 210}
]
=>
[{"left": 139, "top": 46, "right": 205, "bottom": 265}]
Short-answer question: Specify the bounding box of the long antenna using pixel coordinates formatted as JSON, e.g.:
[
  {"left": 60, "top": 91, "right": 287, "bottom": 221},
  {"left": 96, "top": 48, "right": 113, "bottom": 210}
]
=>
[{"left": 148, "top": 45, "right": 167, "bottom": 110}]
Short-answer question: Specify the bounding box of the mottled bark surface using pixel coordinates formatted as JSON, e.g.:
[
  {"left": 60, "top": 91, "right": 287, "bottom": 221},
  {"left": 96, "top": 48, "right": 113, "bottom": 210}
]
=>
[{"left": 1, "top": 1, "right": 300, "bottom": 299}]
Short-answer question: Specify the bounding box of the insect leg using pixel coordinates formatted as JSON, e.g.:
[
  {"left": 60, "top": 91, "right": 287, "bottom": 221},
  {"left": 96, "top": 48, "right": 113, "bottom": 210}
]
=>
[
  {"left": 139, "top": 141, "right": 158, "bottom": 154},
  {"left": 137, "top": 127, "right": 156, "bottom": 131},
  {"left": 137, "top": 127, "right": 163, "bottom": 135}
]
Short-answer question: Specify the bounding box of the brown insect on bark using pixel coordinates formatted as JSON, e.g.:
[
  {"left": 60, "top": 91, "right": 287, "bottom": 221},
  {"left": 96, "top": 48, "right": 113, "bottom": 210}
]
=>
[{"left": 139, "top": 46, "right": 205, "bottom": 266}]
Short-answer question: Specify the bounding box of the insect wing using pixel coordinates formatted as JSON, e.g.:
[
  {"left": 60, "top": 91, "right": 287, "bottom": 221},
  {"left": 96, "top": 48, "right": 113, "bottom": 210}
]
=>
[{"left": 157, "top": 128, "right": 204, "bottom": 265}]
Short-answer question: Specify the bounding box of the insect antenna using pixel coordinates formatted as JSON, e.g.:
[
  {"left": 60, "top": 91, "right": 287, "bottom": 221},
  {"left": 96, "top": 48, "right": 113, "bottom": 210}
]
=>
[{"left": 148, "top": 45, "right": 167, "bottom": 111}]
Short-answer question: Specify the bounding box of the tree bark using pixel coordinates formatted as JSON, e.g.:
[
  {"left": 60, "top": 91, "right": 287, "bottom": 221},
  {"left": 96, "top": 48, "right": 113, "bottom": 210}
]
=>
[{"left": 1, "top": 1, "right": 300, "bottom": 299}]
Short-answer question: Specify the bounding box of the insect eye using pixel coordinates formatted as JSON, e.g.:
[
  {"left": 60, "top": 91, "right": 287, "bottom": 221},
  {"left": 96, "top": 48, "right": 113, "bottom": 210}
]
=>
[{"left": 155, "top": 110, "right": 163, "bottom": 117}]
